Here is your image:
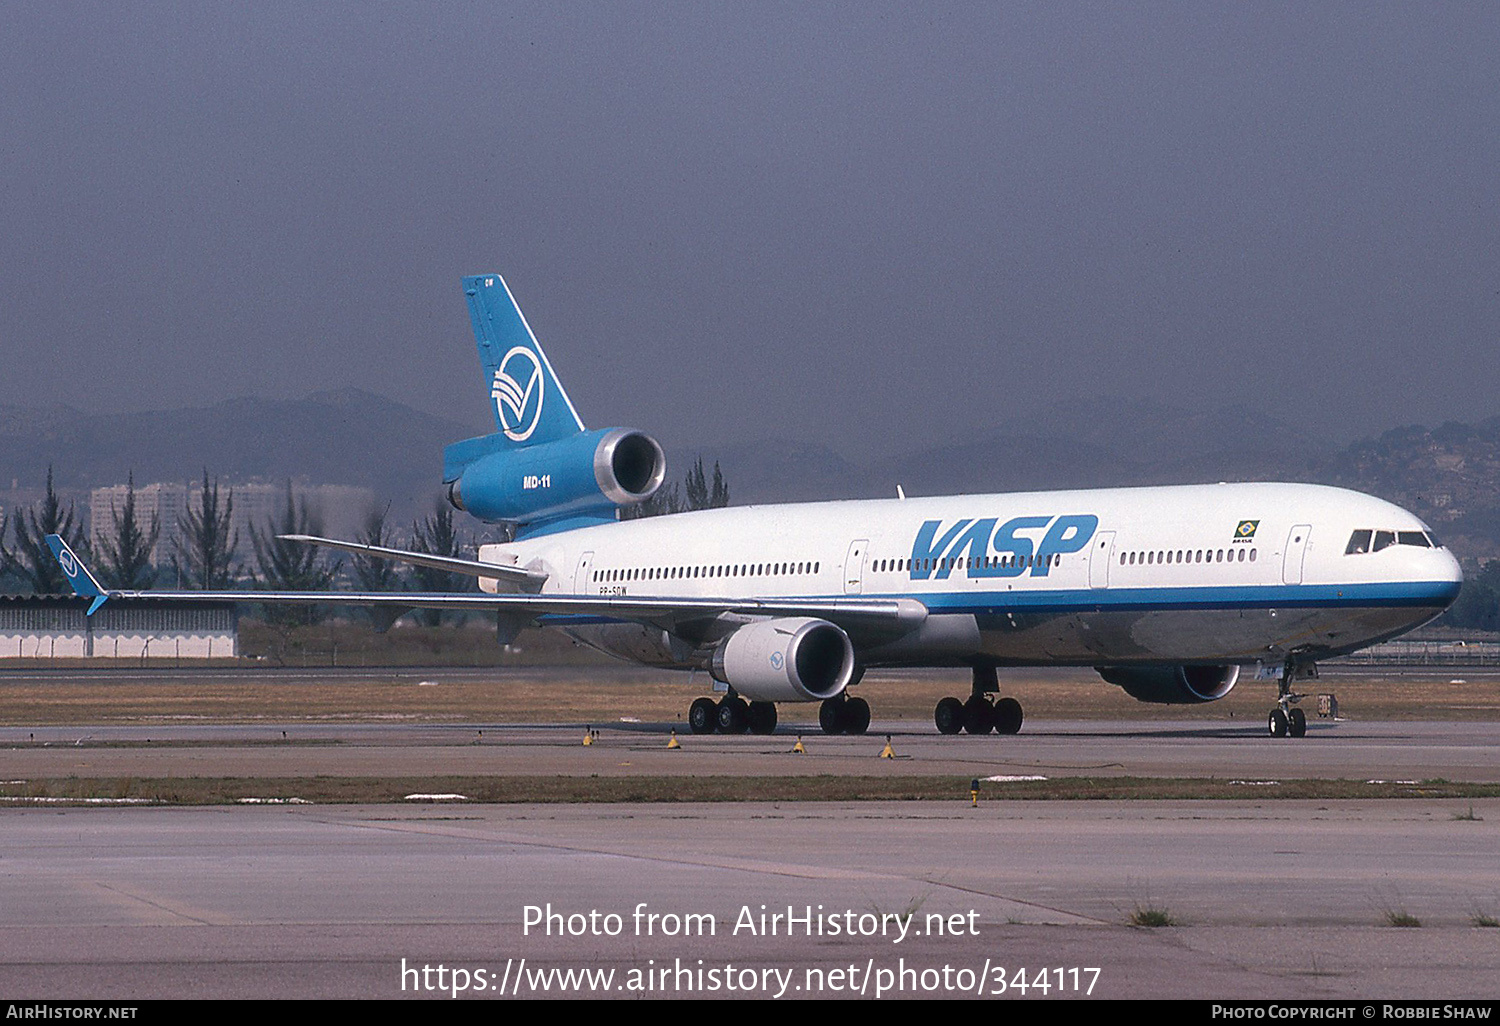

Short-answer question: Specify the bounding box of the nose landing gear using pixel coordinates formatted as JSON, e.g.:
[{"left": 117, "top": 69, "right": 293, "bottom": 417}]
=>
[{"left": 1267, "top": 660, "right": 1315, "bottom": 738}]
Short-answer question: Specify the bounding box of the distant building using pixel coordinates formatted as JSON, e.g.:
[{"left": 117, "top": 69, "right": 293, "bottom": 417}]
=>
[
  {"left": 89, "top": 481, "right": 377, "bottom": 569},
  {"left": 0, "top": 595, "right": 237, "bottom": 659},
  {"left": 89, "top": 481, "right": 190, "bottom": 567}
]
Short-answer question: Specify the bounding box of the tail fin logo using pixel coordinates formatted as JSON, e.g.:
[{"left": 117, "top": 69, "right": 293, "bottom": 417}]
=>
[
  {"left": 491, "top": 345, "right": 545, "bottom": 442},
  {"left": 59, "top": 549, "right": 78, "bottom": 580}
]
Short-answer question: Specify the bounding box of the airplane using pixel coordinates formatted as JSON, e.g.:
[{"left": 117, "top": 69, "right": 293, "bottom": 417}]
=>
[{"left": 49, "top": 273, "right": 1463, "bottom": 740}]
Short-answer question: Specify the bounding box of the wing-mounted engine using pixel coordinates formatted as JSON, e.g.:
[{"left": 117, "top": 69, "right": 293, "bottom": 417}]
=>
[
  {"left": 445, "top": 427, "right": 666, "bottom": 528},
  {"left": 1096, "top": 664, "right": 1240, "bottom": 704},
  {"left": 710, "top": 617, "right": 856, "bottom": 703}
]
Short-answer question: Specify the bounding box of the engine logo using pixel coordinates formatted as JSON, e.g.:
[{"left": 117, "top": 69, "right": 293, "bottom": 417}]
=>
[
  {"left": 770, "top": 650, "right": 784, "bottom": 670},
  {"left": 491, "top": 346, "right": 544, "bottom": 442}
]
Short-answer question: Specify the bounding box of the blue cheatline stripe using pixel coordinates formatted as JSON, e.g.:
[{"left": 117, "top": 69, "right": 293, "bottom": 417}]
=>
[
  {"left": 870, "top": 579, "right": 1459, "bottom": 614},
  {"left": 536, "top": 580, "right": 1455, "bottom": 624}
]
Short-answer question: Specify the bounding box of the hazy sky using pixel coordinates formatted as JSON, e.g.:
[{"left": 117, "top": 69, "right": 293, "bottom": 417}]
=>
[{"left": 2, "top": 2, "right": 1497, "bottom": 459}]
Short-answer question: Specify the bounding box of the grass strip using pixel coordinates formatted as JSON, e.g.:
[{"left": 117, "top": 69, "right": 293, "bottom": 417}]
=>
[{"left": 2, "top": 775, "right": 1499, "bottom": 806}]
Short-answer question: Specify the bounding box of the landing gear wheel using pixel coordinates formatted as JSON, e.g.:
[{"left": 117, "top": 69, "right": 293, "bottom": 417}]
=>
[
  {"left": 716, "top": 696, "right": 749, "bottom": 735},
  {"left": 1288, "top": 707, "right": 1307, "bottom": 738},
  {"left": 843, "top": 697, "right": 871, "bottom": 736},
  {"left": 819, "top": 698, "right": 847, "bottom": 735},
  {"left": 934, "top": 697, "right": 964, "bottom": 735},
  {"left": 962, "top": 696, "right": 995, "bottom": 735},
  {"left": 688, "top": 697, "right": 718, "bottom": 735},
  {"left": 993, "top": 696, "right": 1024, "bottom": 735},
  {"left": 1268, "top": 708, "right": 1289, "bottom": 738},
  {"left": 746, "top": 701, "right": 778, "bottom": 735}
]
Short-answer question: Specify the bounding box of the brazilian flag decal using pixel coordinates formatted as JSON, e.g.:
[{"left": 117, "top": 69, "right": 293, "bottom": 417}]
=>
[{"left": 1235, "top": 520, "right": 1260, "bottom": 540}]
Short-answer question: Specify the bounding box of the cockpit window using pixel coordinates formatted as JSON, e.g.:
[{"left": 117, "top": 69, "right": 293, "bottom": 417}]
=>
[{"left": 1348, "top": 527, "right": 1443, "bottom": 554}]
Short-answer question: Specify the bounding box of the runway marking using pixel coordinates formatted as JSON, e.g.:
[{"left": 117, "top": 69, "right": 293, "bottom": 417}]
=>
[
  {"left": 301, "top": 810, "right": 1099, "bottom": 925},
  {"left": 60, "top": 877, "right": 234, "bottom": 927}
]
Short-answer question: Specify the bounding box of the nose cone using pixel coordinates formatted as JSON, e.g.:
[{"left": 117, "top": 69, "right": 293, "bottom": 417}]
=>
[{"left": 1432, "top": 547, "right": 1464, "bottom": 607}]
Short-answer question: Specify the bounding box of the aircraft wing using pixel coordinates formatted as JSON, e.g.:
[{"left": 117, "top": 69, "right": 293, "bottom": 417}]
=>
[
  {"left": 44, "top": 535, "right": 926, "bottom": 633},
  {"left": 278, "top": 534, "right": 549, "bottom": 589}
]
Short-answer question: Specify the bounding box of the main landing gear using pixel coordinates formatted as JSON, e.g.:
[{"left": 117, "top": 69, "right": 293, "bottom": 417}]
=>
[
  {"left": 1266, "top": 660, "right": 1316, "bottom": 739},
  {"left": 688, "top": 694, "right": 778, "bottom": 735},
  {"left": 935, "top": 666, "right": 1023, "bottom": 736},
  {"left": 818, "top": 693, "right": 871, "bottom": 735},
  {"left": 685, "top": 689, "right": 872, "bottom": 736}
]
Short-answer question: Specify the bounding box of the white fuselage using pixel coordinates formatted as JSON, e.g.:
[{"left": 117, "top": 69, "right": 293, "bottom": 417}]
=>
[{"left": 479, "top": 482, "right": 1461, "bottom": 672}]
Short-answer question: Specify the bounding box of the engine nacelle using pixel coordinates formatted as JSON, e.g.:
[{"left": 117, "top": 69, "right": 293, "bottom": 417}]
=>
[
  {"left": 445, "top": 427, "right": 666, "bottom": 525},
  {"left": 710, "top": 617, "right": 856, "bottom": 703},
  {"left": 1096, "top": 664, "right": 1240, "bottom": 704}
]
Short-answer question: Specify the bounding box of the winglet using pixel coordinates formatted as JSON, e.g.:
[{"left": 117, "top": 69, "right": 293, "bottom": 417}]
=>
[{"left": 45, "top": 534, "right": 109, "bottom": 615}]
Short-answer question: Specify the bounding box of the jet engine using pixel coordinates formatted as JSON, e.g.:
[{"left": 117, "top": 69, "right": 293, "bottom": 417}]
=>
[
  {"left": 710, "top": 617, "right": 856, "bottom": 703},
  {"left": 1095, "top": 664, "right": 1240, "bottom": 704},
  {"left": 446, "top": 427, "right": 666, "bottom": 526}
]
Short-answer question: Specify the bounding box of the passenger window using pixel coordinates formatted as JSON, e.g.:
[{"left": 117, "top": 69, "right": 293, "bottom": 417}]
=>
[
  {"left": 1345, "top": 530, "right": 1371, "bottom": 555},
  {"left": 1373, "top": 531, "right": 1396, "bottom": 552},
  {"left": 1249, "top": 549, "right": 1256, "bottom": 562}
]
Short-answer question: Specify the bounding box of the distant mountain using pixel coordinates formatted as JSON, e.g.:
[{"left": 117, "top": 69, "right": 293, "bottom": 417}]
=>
[
  {"left": 3, "top": 391, "right": 1497, "bottom": 561},
  {"left": 690, "top": 398, "right": 1334, "bottom": 504},
  {"left": 689, "top": 404, "right": 1500, "bottom": 560},
  {"left": 1323, "top": 418, "right": 1500, "bottom": 559},
  {"left": 0, "top": 389, "right": 482, "bottom": 520}
]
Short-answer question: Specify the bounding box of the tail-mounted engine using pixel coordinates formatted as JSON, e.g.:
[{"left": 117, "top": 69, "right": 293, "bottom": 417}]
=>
[
  {"left": 445, "top": 427, "right": 666, "bottom": 527},
  {"left": 710, "top": 617, "right": 856, "bottom": 704},
  {"left": 1096, "top": 664, "right": 1240, "bottom": 704}
]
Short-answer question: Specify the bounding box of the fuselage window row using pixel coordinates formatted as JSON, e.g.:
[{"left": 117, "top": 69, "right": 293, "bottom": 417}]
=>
[
  {"left": 870, "top": 554, "right": 1059, "bottom": 573},
  {"left": 593, "top": 562, "right": 821, "bottom": 584},
  {"left": 1117, "top": 548, "right": 1257, "bottom": 566}
]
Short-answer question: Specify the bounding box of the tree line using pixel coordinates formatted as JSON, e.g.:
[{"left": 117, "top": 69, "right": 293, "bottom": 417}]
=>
[
  {"left": 0, "top": 468, "right": 471, "bottom": 621},
  {"left": 0, "top": 457, "right": 731, "bottom": 621}
]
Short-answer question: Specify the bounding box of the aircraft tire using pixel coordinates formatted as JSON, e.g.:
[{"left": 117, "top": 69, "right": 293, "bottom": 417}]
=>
[
  {"left": 1268, "top": 708, "right": 1289, "bottom": 738},
  {"left": 844, "top": 696, "right": 871, "bottom": 736},
  {"left": 747, "top": 701, "right": 778, "bottom": 735},
  {"left": 688, "top": 697, "right": 718, "bottom": 735},
  {"left": 934, "top": 697, "right": 964, "bottom": 735},
  {"left": 993, "top": 696, "right": 1024, "bottom": 735},
  {"left": 962, "top": 696, "right": 995, "bottom": 735},
  {"left": 1288, "top": 707, "right": 1307, "bottom": 738},
  {"left": 717, "top": 697, "right": 750, "bottom": 735},
  {"left": 819, "top": 698, "right": 846, "bottom": 735}
]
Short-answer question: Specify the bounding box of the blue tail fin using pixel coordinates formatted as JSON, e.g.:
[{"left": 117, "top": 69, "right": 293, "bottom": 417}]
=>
[
  {"left": 462, "top": 274, "right": 585, "bottom": 447},
  {"left": 45, "top": 534, "right": 109, "bottom": 615}
]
